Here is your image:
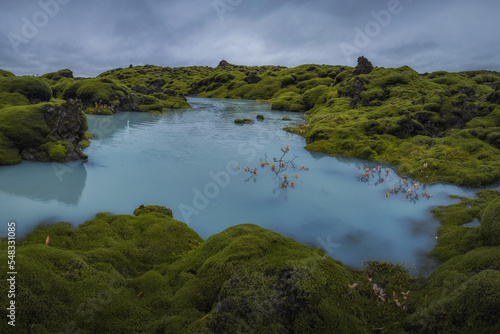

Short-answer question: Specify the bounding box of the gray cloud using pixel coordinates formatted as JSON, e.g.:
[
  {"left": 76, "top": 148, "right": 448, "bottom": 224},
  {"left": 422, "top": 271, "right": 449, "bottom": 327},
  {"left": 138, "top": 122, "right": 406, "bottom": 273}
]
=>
[{"left": 1, "top": 0, "right": 499, "bottom": 77}]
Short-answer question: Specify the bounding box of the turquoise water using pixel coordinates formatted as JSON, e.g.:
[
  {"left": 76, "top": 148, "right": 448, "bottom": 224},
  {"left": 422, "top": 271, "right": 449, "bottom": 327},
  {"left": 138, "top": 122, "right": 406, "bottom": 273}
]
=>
[{"left": 0, "top": 97, "right": 492, "bottom": 271}]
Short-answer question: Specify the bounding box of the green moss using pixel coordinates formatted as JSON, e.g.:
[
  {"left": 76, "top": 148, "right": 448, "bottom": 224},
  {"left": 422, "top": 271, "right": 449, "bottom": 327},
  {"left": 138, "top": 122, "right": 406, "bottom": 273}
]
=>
[
  {"left": 302, "top": 85, "right": 330, "bottom": 110},
  {"left": 480, "top": 197, "right": 500, "bottom": 246},
  {"left": 412, "top": 247, "right": 500, "bottom": 333},
  {"left": 0, "top": 104, "right": 50, "bottom": 148},
  {"left": 48, "top": 141, "right": 68, "bottom": 161},
  {"left": 0, "top": 76, "right": 52, "bottom": 102},
  {"left": 50, "top": 77, "right": 74, "bottom": 98},
  {"left": 134, "top": 205, "right": 173, "bottom": 218},
  {"left": 0, "top": 92, "right": 31, "bottom": 109},
  {"left": 272, "top": 91, "right": 304, "bottom": 111},
  {"left": 0, "top": 132, "right": 21, "bottom": 165},
  {"left": 84, "top": 106, "right": 114, "bottom": 115},
  {"left": 79, "top": 132, "right": 93, "bottom": 150},
  {"left": 381, "top": 74, "right": 409, "bottom": 87},
  {"left": 63, "top": 78, "right": 129, "bottom": 109},
  {"left": 234, "top": 118, "right": 252, "bottom": 124},
  {"left": 430, "top": 190, "right": 500, "bottom": 263}
]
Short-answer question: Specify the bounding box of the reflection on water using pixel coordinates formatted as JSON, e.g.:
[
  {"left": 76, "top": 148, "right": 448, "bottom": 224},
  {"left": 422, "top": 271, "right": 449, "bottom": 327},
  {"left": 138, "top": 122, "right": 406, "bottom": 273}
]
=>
[
  {"left": 0, "top": 97, "right": 495, "bottom": 272},
  {"left": 0, "top": 161, "right": 86, "bottom": 205}
]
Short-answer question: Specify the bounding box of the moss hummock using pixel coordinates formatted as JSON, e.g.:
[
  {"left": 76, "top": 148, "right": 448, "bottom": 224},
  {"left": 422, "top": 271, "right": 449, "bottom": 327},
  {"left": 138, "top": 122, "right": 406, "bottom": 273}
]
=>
[{"left": 430, "top": 190, "right": 500, "bottom": 262}]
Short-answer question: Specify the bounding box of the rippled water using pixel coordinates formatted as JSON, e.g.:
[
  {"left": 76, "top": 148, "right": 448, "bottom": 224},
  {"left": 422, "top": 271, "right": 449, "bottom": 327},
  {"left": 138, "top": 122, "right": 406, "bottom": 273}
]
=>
[{"left": 0, "top": 97, "right": 493, "bottom": 271}]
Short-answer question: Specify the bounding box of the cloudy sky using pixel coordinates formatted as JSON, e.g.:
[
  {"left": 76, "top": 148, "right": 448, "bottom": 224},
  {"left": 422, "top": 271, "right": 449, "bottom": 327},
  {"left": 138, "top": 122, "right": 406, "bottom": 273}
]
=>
[{"left": 1, "top": 0, "right": 499, "bottom": 77}]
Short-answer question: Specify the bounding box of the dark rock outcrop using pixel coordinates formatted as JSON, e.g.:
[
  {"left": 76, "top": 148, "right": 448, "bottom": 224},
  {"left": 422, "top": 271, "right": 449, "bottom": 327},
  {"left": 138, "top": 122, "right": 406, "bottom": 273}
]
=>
[
  {"left": 244, "top": 73, "right": 262, "bottom": 84},
  {"left": 354, "top": 56, "right": 374, "bottom": 75},
  {"left": 44, "top": 100, "right": 87, "bottom": 143},
  {"left": 21, "top": 100, "right": 88, "bottom": 162}
]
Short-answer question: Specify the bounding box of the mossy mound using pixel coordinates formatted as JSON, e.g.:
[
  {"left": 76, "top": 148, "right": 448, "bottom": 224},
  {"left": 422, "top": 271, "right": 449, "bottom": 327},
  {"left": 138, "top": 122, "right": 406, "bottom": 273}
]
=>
[
  {"left": 0, "top": 76, "right": 52, "bottom": 103},
  {"left": 134, "top": 204, "right": 173, "bottom": 218},
  {"left": 0, "top": 208, "right": 406, "bottom": 333},
  {"left": 161, "top": 224, "right": 370, "bottom": 333},
  {"left": 62, "top": 78, "right": 134, "bottom": 110},
  {"left": 431, "top": 190, "right": 500, "bottom": 262},
  {"left": 410, "top": 247, "right": 500, "bottom": 333},
  {"left": 42, "top": 69, "right": 74, "bottom": 82},
  {"left": 408, "top": 190, "right": 500, "bottom": 333},
  {"left": 0, "top": 104, "right": 50, "bottom": 150},
  {"left": 272, "top": 91, "right": 305, "bottom": 112},
  {"left": 480, "top": 196, "right": 500, "bottom": 246},
  {"left": 0, "top": 209, "right": 203, "bottom": 333},
  {"left": 0, "top": 92, "right": 30, "bottom": 109}
]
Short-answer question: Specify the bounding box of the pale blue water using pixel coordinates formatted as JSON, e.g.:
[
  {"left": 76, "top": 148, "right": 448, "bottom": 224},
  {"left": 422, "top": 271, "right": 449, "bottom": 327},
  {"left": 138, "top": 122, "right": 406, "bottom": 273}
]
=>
[{"left": 0, "top": 97, "right": 495, "bottom": 271}]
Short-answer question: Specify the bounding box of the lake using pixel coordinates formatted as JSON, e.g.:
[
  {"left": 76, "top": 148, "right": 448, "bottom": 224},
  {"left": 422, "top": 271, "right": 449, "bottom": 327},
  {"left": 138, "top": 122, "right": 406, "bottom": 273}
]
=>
[{"left": 0, "top": 97, "right": 490, "bottom": 272}]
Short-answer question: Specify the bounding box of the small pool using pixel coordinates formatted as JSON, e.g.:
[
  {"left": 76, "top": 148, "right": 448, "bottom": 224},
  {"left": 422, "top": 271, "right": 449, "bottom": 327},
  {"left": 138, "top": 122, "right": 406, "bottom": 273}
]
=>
[{"left": 0, "top": 97, "right": 489, "bottom": 272}]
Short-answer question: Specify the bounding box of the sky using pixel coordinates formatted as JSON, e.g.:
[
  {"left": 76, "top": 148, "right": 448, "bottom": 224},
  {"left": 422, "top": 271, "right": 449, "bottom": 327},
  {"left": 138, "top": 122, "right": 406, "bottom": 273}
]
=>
[{"left": 0, "top": 0, "right": 499, "bottom": 77}]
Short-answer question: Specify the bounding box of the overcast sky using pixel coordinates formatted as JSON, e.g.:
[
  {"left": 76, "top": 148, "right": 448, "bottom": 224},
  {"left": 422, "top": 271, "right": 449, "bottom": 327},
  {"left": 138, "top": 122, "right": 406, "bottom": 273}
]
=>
[{"left": 1, "top": 0, "right": 499, "bottom": 77}]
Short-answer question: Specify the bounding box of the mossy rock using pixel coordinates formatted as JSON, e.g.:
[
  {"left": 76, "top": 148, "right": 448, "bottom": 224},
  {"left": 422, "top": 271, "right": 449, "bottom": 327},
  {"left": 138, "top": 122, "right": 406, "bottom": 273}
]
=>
[
  {"left": 234, "top": 118, "right": 252, "bottom": 124},
  {"left": 80, "top": 132, "right": 93, "bottom": 149},
  {"left": 47, "top": 141, "right": 68, "bottom": 161},
  {"left": 134, "top": 205, "right": 173, "bottom": 218},
  {"left": 42, "top": 69, "right": 74, "bottom": 82},
  {"left": 62, "top": 78, "right": 131, "bottom": 109},
  {"left": 0, "top": 76, "right": 53, "bottom": 102},
  {"left": 164, "top": 224, "right": 369, "bottom": 333}
]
